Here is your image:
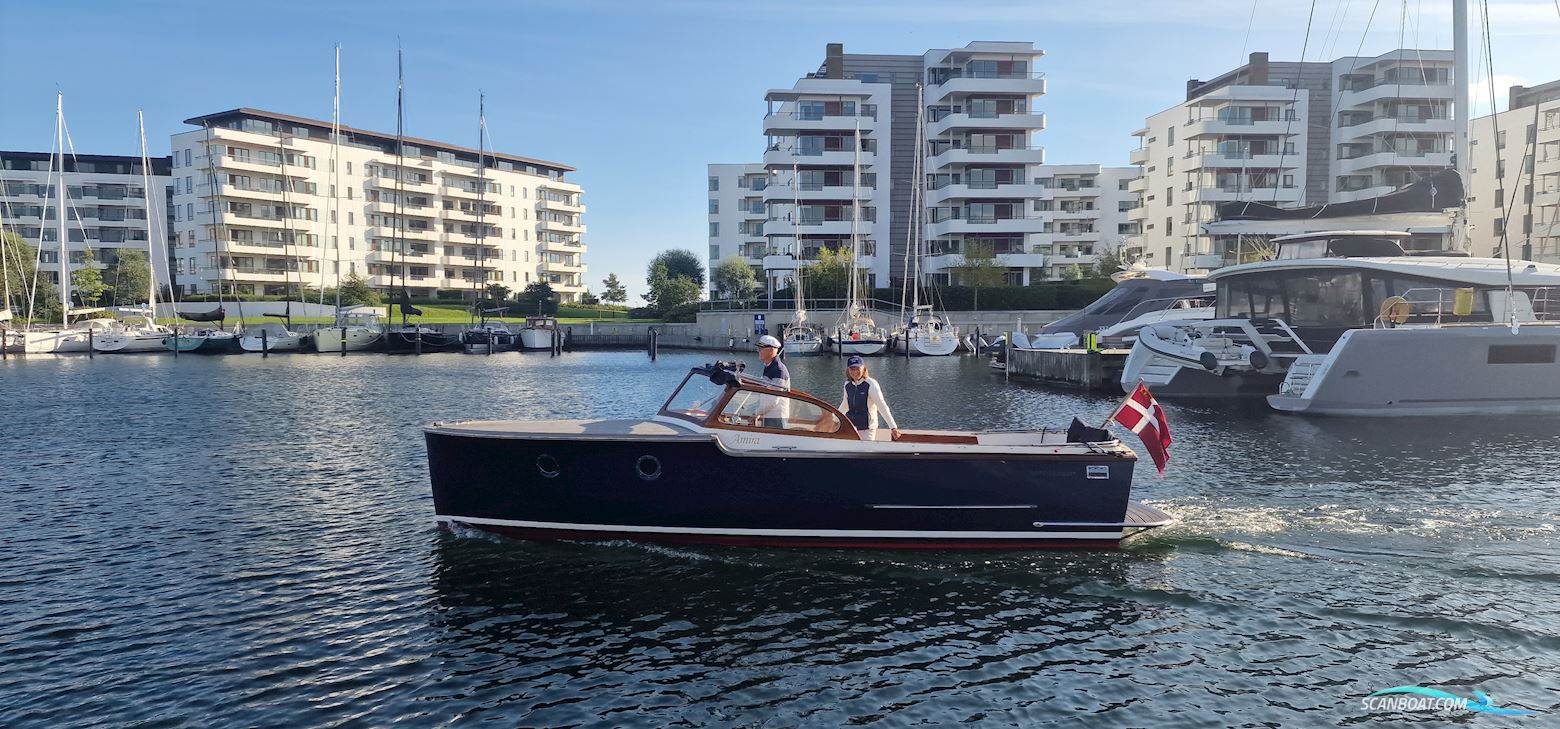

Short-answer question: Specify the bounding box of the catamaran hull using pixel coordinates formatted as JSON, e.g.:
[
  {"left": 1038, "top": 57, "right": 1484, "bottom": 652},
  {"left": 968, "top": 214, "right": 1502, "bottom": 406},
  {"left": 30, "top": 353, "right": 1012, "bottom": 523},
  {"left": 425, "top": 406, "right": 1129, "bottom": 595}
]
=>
[
  {"left": 1269, "top": 325, "right": 1560, "bottom": 416},
  {"left": 426, "top": 429, "right": 1166, "bottom": 549},
  {"left": 313, "top": 326, "right": 381, "bottom": 352}
]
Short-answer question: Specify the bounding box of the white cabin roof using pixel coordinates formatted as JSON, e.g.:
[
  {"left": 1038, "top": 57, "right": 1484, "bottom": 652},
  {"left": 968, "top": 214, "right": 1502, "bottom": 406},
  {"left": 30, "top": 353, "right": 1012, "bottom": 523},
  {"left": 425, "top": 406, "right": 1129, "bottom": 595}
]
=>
[{"left": 1209, "top": 256, "right": 1560, "bottom": 287}]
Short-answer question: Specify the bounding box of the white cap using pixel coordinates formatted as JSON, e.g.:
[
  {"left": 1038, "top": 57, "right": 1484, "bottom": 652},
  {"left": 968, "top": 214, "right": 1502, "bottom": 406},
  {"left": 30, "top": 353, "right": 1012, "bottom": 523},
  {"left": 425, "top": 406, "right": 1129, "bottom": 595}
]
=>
[{"left": 755, "top": 334, "right": 782, "bottom": 349}]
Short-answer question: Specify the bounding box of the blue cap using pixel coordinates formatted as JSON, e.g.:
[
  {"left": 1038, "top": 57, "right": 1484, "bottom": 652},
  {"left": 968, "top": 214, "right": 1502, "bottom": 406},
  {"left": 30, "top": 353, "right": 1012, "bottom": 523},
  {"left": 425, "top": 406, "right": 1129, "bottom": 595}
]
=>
[{"left": 846, "top": 355, "right": 865, "bottom": 367}]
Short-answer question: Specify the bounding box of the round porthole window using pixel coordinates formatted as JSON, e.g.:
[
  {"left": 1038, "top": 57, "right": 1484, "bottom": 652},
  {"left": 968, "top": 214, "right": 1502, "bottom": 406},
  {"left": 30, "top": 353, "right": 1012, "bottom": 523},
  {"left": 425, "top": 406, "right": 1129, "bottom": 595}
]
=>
[
  {"left": 536, "top": 454, "right": 560, "bottom": 478},
  {"left": 636, "top": 455, "right": 662, "bottom": 481}
]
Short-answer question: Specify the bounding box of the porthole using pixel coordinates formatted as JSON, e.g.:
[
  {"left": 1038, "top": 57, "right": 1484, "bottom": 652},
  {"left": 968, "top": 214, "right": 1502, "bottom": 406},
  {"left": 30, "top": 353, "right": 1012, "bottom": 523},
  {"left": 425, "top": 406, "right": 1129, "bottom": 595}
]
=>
[
  {"left": 536, "top": 454, "right": 560, "bottom": 478},
  {"left": 636, "top": 455, "right": 662, "bottom": 481}
]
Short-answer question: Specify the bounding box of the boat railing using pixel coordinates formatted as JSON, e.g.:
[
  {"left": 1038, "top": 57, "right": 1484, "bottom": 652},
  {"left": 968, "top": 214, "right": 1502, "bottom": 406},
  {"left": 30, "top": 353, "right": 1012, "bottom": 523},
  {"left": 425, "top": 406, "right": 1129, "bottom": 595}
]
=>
[
  {"left": 1377, "top": 287, "right": 1459, "bottom": 328},
  {"left": 1113, "top": 295, "right": 1216, "bottom": 327},
  {"left": 1530, "top": 287, "right": 1560, "bottom": 321}
]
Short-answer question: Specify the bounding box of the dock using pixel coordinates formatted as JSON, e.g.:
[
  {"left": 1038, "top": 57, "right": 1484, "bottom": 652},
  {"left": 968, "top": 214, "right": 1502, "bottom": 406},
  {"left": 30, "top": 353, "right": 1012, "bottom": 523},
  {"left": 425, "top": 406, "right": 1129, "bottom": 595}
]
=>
[{"left": 1004, "top": 347, "right": 1129, "bottom": 392}]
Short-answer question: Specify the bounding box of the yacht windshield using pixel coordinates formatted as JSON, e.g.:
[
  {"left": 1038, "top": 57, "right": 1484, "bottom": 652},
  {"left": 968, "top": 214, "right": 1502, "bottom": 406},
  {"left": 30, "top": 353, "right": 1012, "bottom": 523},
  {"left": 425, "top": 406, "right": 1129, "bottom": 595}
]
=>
[{"left": 660, "top": 373, "right": 729, "bottom": 424}]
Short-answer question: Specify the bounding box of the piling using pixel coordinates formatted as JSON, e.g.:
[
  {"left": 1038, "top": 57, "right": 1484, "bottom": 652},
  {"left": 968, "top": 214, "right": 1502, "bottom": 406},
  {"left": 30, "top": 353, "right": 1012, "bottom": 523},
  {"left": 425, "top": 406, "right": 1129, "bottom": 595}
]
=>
[
  {"left": 339, "top": 327, "right": 346, "bottom": 357},
  {"left": 415, "top": 330, "right": 423, "bottom": 355},
  {"left": 173, "top": 326, "right": 179, "bottom": 358},
  {"left": 1, "top": 325, "right": 7, "bottom": 360},
  {"left": 649, "top": 327, "right": 659, "bottom": 361},
  {"left": 261, "top": 328, "right": 268, "bottom": 357},
  {"left": 88, "top": 330, "right": 94, "bottom": 358}
]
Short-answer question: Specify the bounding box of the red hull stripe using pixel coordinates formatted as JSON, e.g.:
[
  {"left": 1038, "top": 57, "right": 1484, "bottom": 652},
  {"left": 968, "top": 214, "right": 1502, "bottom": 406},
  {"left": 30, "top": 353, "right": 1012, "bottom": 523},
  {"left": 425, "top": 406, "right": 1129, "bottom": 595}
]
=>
[{"left": 450, "top": 522, "right": 1123, "bottom": 551}]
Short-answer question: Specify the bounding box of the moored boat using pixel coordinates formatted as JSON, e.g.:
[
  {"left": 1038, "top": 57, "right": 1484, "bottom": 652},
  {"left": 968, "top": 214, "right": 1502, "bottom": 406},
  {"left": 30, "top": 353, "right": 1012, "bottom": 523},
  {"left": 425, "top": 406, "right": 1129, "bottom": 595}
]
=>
[
  {"left": 92, "top": 314, "right": 170, "bottom": 354},
  {"left": 163, "top": 329, "right": 239, "bottom": 354},
  {"left": 517, "top": 316, "right": 559, "bottom": 351},
  {"left": 239, "top": 322, "right": 307, "bottom": 353},
  {"left": 426, "top": 361, "right": 1171, "bottom": 549}
]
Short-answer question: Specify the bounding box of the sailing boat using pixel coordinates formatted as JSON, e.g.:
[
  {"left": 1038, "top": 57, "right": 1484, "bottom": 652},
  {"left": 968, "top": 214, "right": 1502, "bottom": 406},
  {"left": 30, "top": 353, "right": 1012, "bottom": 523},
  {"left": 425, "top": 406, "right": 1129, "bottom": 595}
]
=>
[
  {"left": 239, "top": 135, "right": 308, "bottom": 352},
  {"left": 893, "top": 85, "right": 959, "bottom": 356},
  {"left": 165, "top": 123, "right": 240, "bottom": 353},
  {"left": 95, "top": 111, "right": 174, "bottom": 353},
  {"left": 313, "top": 47, "right": 384, "bottom": 354},
  {"left": 780, "top": 160, "right": 824, "bottom": 354},
  {"left": 17, "top": 94, "right": 121, "bottom": 354},
  {"left": 832, "top": 119, "right": 887, "bottom": 356},
  {"left": 461, "top": 93, "right": 514, "bottom": 353},
  {"left": 382, "top": 49, "right": 460, "bottom": 354}
]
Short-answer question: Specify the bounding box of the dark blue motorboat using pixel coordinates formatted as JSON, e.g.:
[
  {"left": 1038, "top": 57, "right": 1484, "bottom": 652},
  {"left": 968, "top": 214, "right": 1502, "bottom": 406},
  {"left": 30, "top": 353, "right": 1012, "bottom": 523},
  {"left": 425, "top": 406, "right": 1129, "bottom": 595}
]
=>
[{"left": 425, "top": 363, "right": 1171, "bottom": 549}]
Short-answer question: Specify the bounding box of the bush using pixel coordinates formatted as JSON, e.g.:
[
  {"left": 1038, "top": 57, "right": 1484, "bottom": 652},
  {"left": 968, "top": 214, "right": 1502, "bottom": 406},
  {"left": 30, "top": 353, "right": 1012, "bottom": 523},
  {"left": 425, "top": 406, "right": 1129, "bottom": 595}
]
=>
[
  {"left": 661, "top": 302, "right": 700, "bottom": 323},
  {"left": 864, "top": 280, "right": 1114, "bottom": 311}
]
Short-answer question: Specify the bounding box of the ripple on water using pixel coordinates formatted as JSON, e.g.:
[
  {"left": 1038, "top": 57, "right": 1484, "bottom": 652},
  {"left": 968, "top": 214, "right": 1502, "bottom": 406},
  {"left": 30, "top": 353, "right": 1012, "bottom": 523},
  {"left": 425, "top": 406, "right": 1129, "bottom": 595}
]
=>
[{"left": 2, "top": 352, "right": 1560, "bottom": 726}]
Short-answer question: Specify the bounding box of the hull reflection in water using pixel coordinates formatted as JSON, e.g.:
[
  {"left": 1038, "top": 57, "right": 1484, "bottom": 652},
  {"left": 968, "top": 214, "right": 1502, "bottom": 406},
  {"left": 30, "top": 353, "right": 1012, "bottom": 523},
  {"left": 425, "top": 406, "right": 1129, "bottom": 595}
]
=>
[{"left": 427, "top": 363, "right": 1169, "bottom": 549}]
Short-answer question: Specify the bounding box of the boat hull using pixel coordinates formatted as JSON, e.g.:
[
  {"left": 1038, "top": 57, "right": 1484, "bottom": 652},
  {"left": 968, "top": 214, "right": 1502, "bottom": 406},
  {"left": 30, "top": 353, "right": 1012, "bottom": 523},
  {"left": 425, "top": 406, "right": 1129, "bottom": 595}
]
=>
[
  {"left": 462, "top": 329, "right": 516, "bottom": 353},
  {"left": 239, "top": 333, "right": 307, "bottom": 353},
  {"left": 18, "top": 330, "right": 92, "bottom": 354},
  {"left": 92, "top": 333, "right": 169, "bottom": 353},
  {"left": 384, "top": 329, "right": 463, "bottom": 353},
  {"left": 426, "top": 425, "right": 1161, "bottom": 549},
  {"left": 1270, "top": 325, "right": 1560, "bottom": 416},
  {"left": 163, "top": 334, "right": 239, "bottom": 354},
  {"left": 517, "top": 328, "right": 556, "bottom": 350},
  {"left": 313, "top": 326, "right": 381, "bottom": 352},
  {"left": 835, "top": 338, "right": 887, "bottom": 356},
  {"left": 897, "top": 332, "right": 960, "bottom": 356}
]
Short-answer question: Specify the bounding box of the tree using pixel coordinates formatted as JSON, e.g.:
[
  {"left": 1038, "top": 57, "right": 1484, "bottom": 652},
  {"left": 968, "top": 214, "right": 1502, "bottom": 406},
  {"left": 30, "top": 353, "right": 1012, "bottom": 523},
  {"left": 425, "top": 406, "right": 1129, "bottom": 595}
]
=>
[
  {"left": 337, "top": 272, "right": 381, "bottom": 306},
  {"left": 484, "top": 283, "right": 512, "bottom": 305},
  {"left": 712, "top": 256, "right": 758, "bottom": 300},
  {"left": 949, "top": 241, "right": 1006, "bottom": 312},
  {"left": 1, "top": 232, "right": 61, "bottom": 323},
  {"left": 643, "top": 261, "right": 701, "bottom": 315},
  {"left": 1091, "top": 247, "right": 1142, "bottom": 278},
  {"left": 600, "top": 273, "right": 627, "bottom": 304},
  {"left": 1062, "top": 263, "right": 1084, "bottom": 281},
  {"left": 579, "top": 290, "right": 601, "bottom": 306},
  {"left": 800, "top": 246, "right": 864, "bottom": 302},
  {"left": 646, "top": 249, "right": 705, "bottom": 289},
  {"left": 106, "top": 248, "right": 153, "bottom": 306},
  {"left": 71, "top": 249, "right": 107, "bottom": 307}
]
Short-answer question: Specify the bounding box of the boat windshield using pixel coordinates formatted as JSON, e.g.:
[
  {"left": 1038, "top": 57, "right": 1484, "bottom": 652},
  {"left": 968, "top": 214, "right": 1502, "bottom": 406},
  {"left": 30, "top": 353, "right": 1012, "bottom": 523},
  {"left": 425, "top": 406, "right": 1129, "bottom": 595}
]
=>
[{"left": 660, "top": 373, "right": 730, "bottom": 424}]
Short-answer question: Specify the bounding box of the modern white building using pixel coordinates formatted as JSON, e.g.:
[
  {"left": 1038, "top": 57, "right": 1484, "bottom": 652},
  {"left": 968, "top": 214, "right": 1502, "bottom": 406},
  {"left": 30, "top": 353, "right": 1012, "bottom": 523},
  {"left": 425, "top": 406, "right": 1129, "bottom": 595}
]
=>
[
  {"left": 713, "top": 42, "right": 1122, "bottom": 293},
  {"left": 168, "top": 108, "right": 587, "bottom": 303},
  {"left": 1469, "top": 81, "right": 1560, "bottom": 261},
  {"left": 706, "top": 163, "right": 768, "bottom": 296},
  {"left": 0, "top": 151, "right": 173, "bottom": 304},
  {"left": 1129, "top": 50, "right": 1455, "bottom": 273}
]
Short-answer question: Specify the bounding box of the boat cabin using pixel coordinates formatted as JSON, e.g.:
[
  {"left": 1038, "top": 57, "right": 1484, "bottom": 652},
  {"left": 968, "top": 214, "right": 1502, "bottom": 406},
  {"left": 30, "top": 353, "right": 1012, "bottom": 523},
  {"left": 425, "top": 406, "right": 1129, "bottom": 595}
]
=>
[
  {"left": 1212, "top": 231, "right": 1560, "bottom": 351},
  {"left": 525, "top": 316, "right": 557, "bottom": 330}
]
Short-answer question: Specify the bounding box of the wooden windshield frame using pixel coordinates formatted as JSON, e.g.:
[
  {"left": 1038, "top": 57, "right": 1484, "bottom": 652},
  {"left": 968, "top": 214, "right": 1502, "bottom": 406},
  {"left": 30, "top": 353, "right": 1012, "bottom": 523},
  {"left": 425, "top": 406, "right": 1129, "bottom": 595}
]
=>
[{"left": 659, "top": 369, "right": 861, "bottom": 440}]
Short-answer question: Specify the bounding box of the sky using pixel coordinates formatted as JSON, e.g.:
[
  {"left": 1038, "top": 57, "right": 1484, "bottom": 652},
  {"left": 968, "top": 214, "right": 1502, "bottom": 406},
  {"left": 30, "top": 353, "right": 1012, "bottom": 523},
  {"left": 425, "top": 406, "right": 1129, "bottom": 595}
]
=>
[{"left": 1, "top": 0, "right": 1555, "bottom": 301}]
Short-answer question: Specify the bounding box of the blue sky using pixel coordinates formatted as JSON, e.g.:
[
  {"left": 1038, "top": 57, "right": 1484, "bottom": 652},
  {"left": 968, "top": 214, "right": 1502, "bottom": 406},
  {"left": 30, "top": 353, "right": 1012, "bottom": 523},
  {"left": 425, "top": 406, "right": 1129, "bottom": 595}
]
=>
[{"left": 2, "top": 0, "right": 1554, "bottom": 300}]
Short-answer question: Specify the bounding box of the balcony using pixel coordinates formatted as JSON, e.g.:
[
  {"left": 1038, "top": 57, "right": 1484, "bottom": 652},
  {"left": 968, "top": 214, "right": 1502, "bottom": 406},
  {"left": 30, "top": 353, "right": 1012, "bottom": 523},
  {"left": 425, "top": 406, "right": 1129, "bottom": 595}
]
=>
[
  {"left": 542, "top": 260, "right": 586, "bottom": 274},
  {"left": 765, "top": 184, "right": 874, "bottom": 202},
  {"left": 763, "top": 147, "right": 868, "bottom": 168},
  {"left": 927, "top": 146, "right": 1045, "bottom": 169},
  {"left": 923, "top": 251, "right": 1046, "bottom": 271},
  {"left": 539, "top": 218, "right": 585, "bottom": 234},
  {"left": 925, "top": 181, "right": 1047, "bottom": 203},
  {"left": 926, "top": 73, "right": 1046, "bottom": 103},
  {"left": 1336, "top": 116, "right": 1454, "bottom": 139},
  {"left": 1127, "top": 205, "right": 1148, "bottom": 222},
  {"left": 539, "top": 178, "right": 583, "bottom": 194},
  {"left": 1337, "top": 150, "right": 1452, "bottom": 175},
  {"left": 1050, "top": 208, "right": 1099, "bottom": 220},
  {"left": 1535, "top": 188, "right": 1560, "bottom": 207},
  {"left": 762, "top": 110, "right": 878, "bottom": 134},
  {"left": 1184, "top": 118, "right": 1297, "bottom": 138},
  {"left": 222, "top": 239, "right": 306, "bottom": 255},
  {"left": 1128, "top": 147, "right": 1150, "bottom": 165},
  {"left": 1194, "top": 153, "right": 1297, "bottom": 170},
  {"left": 1190, "top": 186, "right": 1304, "bottom": 203},
  {"left": 925, "top": 216, "right": 1048, "bottom": 238},
  {"left": 537, "top": 197, "right": 585, "bottom": 214},
  {"left": 926, "top": 111, "right": 1046, "bottom": 137},
  {"left": 1041, "top": 185, "right": 1102, "bottom": 199},
  {"left": 367, "top": 225, "right": 439, "bottom": 241},
  {"left": 214, "top": 267, "right": 297, "bottom": 283},
  {"left": 1127, "top": 177, "right": 1147, "bottom": 193},
  {"left": 1338, "top": 81, "right": 1453, "bottom": 109},
  {"left": 1332, "top": 184, "right": 1399, "bottom": 202},
  {"left": 762, "top": 219, "right": 863, "bottom": 237},
  {"left": 541, "top": 237, "right": 584, "bottom": 252},
  {"left": 369, "top": 175, "right": 437, "bottom": 192}
]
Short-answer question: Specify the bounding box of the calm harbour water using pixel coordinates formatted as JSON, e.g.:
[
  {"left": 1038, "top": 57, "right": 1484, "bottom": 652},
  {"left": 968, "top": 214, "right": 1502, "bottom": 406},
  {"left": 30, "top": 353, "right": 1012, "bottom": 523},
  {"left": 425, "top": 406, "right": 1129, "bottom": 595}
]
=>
[{"left": 3, "top": 349, "right": 1559, "bottom": 726}]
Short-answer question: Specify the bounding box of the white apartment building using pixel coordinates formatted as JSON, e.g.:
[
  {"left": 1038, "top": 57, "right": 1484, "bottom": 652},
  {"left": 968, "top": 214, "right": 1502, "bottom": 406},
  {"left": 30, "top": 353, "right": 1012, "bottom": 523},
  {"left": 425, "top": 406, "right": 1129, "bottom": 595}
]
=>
[
  {"left": 1469, "top": 81, "right": 1560, "bottom": 261},
  {"left": 706, "top": 163, "right": 768, "bottom": 296},
  {"left": 168, "top": 109, "right": 587, "bottom": 303},
  {"left": 1, "top": 151, "right": 173, "bottom": 302},
  {"left": 714, "top": 42, "right": 1113, "bottom": 292},
  {"left": 1129, "top": 50, "right": 1454, "bottom": 273},
  {"left": 925, "top": 163, "right": 1139, "bottom": 285}
]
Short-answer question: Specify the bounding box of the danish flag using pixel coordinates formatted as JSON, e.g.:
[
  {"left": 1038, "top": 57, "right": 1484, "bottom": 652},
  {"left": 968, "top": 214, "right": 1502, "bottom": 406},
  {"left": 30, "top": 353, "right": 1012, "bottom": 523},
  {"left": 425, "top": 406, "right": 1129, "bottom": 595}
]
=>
[{"left": 1111, "top": 382, "right": 1172, "bottom": 475}]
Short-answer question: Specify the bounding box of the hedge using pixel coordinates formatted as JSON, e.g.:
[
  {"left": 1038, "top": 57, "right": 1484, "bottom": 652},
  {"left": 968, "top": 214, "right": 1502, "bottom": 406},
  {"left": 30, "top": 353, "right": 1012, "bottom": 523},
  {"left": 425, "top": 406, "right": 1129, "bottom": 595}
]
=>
[{"left": 761, "top": 279, "right": 1116, "bottom": 311}]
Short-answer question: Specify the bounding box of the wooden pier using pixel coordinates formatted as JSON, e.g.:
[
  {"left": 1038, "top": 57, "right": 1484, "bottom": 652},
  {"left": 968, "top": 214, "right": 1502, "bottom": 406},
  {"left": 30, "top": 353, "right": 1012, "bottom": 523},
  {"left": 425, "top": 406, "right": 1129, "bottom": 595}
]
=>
[{"left": 1005, "top": 347, "right": 1129, "bottom": 391}]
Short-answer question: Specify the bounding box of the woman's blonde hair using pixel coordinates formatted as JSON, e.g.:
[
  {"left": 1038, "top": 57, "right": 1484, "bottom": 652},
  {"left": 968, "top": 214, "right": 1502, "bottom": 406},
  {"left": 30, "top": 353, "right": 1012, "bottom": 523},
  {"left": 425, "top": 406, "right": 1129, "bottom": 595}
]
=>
[{"left": 847, "top": 362, "right": 869, "bottom": 380}]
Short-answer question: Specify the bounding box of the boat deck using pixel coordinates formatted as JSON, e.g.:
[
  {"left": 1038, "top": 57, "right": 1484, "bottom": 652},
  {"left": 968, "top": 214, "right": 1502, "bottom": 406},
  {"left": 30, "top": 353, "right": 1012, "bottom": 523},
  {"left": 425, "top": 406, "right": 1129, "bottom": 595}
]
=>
[
  {"left": 1124, "top": 501, "right": 1173, "bottom": 527},
  {"left": 426, "top": 419, "right": 703, "bottom": 440}
]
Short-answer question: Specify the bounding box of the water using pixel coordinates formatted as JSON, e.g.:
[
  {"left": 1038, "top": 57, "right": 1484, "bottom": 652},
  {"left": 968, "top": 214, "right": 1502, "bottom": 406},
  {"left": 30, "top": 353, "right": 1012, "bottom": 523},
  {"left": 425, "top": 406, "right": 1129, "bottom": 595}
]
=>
[{"left": 3, "top": 350, "right": 1559, "bottom": 726}]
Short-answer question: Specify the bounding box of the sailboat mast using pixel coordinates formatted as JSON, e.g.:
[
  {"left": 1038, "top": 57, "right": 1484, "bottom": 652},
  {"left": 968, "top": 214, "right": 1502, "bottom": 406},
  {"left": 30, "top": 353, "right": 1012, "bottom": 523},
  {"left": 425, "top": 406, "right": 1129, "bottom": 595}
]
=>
[
  {"left": 55, "top": 94, "right": 69, "bottom": 323},
  {"left": 331, "top": 45, "right": 343, "bottom": 323},
  {"left": 910, "top": 83, "right": 924, "bottom": 315},
  {"left": 792, "top": 159, "right": 805, "bottom": 321},
  {"left": 1453, "top": 0, "right": 1470, "bottom": 250},
  {"left": 848, "top": 118, "right": 861, "bottom": 312},
  {"left": 475, "top": 91, "right": 486, "bottom": 321},
  {"left": 137, "top": 110, "right": 159, "bottom": 317},
  {"left": 396, "top": 47, "right": 407, "bottom": 325}
]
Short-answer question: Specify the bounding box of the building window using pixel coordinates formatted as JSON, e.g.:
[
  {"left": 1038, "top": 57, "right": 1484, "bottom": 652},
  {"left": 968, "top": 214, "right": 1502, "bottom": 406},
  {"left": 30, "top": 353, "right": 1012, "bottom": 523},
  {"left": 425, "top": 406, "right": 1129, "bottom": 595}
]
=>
[
  {"left": 709, "top": 244, "right": 720, "bottom": 259},
  {"left": 1165, "top": 217, "right": 1173, "bottom": 235},
  {"left": 709, "top": 222, "right": 719, "bottom": 237},
  {"left": 1494, "top": 218, "right": 1506, "bottom": 236},
  {"left": 709, "top": 199, "right": 719, "bottom": 214},
  {"left": 1284, "top": 141, "right": 1296, "bottom": 155},
  {"left": 1496, "top": 160, "right": 1505, "bottom": 179},
  {"left": 183, "top": 149, "right": 191, "bottom": 167},
  {"left": 1495, "top": 189, "right": 1504, "bottom": 208},
  {"left": 1166, "top": 187, "right": 1173, "bottom": 205},
  {"left": 1497, "top": 130, "right": 1506, "bottom": 149},
  {"left": 1283, "top": 174, "right": 1295, "bottom": 188},
  {"left": 709, "top": 176, "right": 719, "bottom": 191},
  {"left": 1167, "top": 127, "right": 1175, "bottom": 145}
]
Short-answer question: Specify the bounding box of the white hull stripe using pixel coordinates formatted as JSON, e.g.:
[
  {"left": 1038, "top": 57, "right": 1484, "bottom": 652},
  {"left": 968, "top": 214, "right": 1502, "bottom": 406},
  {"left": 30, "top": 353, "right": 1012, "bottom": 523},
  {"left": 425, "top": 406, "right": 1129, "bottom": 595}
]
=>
[{"left": 437, "top": 515, "right": 1124, "bottom": 540}]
